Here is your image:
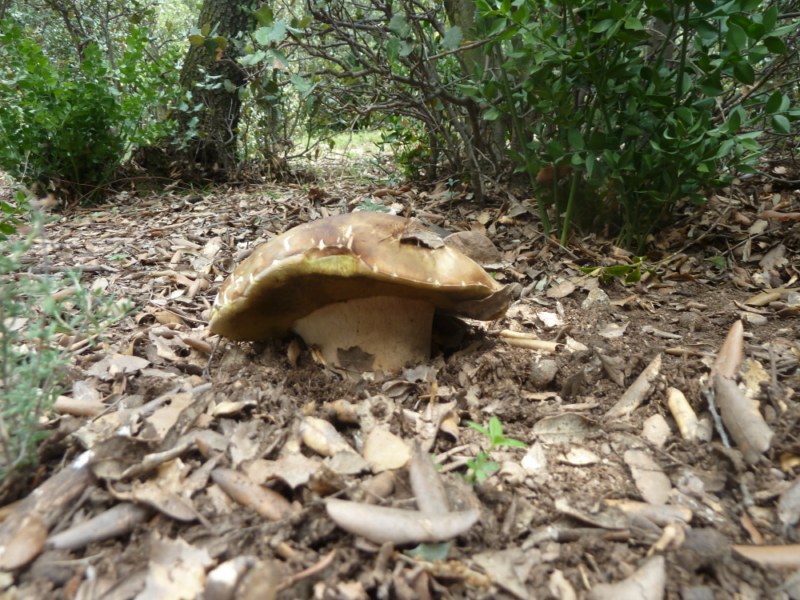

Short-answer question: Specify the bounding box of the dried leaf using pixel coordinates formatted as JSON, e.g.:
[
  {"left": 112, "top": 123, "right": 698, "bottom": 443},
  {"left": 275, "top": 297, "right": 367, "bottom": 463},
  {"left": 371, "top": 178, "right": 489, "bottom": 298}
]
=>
[
  {"left": 0, "top": 515, "right": 47, "bottom": 570},
  {"left": 666, "top": 387, "right": 698, "bottom": 441},
  {"left": 561, "top": 447, "right": 600, "bottom": 466},
  {"left": 47, "top": 503, "right": 150, "bottom": 551},
  {"left": 409, "top": 442, "right": 449, "bottom": 515},
  {"left": 325, "top": 499, "right": 479, "bottom": 545},
  {"left": 597, "top": 321, "right": 628, "bottom": 339},
  {"left": 624, "top": 449, "right": 672, "bottom": 506},
  {"left": 533, "top": 414, "right": 596, "bottom": 443},
  {"left": 363, "top": 427, "right": 410, "bottom": 473},
  {"left": 598, "top": 352, "right": 625, "bottom": 386},
  {"left": 604, "top": 500, "right": 691, "bottom": 526},
  {"left": 606, "top": 354, "right": 662, "bottom": 418},
  {"left": 588, "top": 555, "right": 665, "bottom": 600},
  {"left": 732, "top": 544, "right": 800, "bottom": 569},
  {"left": 245, "top": 453, "right": 322, "bottom": 489},
  {"left": 714, "top": 375, "right": 773, "bottom": 463},
  {"left": 713, "top": 320, "right": 743, "bottom": 379},
  {"left": 300, "top": 416, "right": 356, "bottom": 457},
  {"left": 444, "top": 230, "right": 502, "bottom": 266},
  {"left": 211, "top": 468, "right": 293, "bottom": 521},
  {"left": 473, "top": 548, "right": 539, "bottom": 599},
  {"left": 138, "top": 535, "right": 213, "bottom": 600},
  {"left": 777, "top": 477, "right": 800, "bottom": 533},
  {"left": 546, "top": 280, "right": 576, "bottom": 299}
]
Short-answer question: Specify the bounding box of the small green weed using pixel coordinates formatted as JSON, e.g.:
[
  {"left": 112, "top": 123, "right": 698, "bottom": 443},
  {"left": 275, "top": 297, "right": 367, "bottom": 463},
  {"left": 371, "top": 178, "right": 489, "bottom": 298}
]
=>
[
  {"left": 465, "top": 416, "right": 527, "bottom": 484},
  {"left": 0, "top": 190, "right": 27, "bottom": 239},
  {"left": 580, "top": 256, "right": 654, "bottom": 285},
  {"left": 0, "top": 216, "right": 132, "bottom": 480}
]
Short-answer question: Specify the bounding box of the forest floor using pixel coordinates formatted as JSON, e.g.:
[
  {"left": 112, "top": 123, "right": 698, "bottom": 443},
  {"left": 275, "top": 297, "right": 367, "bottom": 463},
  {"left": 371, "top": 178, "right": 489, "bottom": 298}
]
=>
[{"left": 1, "top": 153, "right": 799, "bottom": 599}]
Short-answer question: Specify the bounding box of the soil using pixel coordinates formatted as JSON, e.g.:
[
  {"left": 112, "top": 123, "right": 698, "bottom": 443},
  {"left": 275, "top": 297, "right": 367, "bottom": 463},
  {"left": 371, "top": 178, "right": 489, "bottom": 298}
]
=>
[{"left": 1, "top": 163, "right": 799, "bottom": 599}]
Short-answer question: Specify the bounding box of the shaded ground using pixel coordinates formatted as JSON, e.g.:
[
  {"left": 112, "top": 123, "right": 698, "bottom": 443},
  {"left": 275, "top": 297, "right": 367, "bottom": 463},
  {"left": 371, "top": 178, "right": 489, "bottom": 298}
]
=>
[{"left": 1, "top": 163, "right": 799, "bottom": 599}]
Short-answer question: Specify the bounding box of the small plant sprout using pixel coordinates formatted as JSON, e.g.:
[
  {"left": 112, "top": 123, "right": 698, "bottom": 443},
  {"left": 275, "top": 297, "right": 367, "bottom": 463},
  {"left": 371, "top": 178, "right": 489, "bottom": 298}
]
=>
[{"left": 465, "top": 416, "right": 527, "bottom": 484}]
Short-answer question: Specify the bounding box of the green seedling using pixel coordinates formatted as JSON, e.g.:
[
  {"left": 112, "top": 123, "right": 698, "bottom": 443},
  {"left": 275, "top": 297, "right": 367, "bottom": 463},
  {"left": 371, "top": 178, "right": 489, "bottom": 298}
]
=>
[
  {"left": 580, "top": 256, "right": 655, "bottom": 285},
  {"left": 465, "top": 416, "right": 526, "bottom": 484}
]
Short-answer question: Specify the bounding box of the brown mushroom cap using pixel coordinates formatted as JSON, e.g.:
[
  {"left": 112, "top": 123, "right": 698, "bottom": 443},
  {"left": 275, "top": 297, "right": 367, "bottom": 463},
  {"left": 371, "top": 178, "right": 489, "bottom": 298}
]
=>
[{"left": 209, "top": 212, "right": 510, "bottom": 342}]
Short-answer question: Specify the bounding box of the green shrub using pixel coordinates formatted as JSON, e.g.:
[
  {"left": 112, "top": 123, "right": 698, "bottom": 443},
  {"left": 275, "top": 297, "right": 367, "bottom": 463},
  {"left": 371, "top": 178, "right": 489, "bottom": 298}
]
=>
[
  {"left": 377, "top": 116, "right": 435, "bottom": 180},
  {"left": 0, "top": 19, "right": 179, "bottom": 202},
  {"left": 0, "top": 190, "right": 27, "bottom": 240},
  {"left": 469, "top": 0, "right": 799, "bottom": 249},
  {"left": 0, "top": 215, "right": 131, "bottom": 480}
]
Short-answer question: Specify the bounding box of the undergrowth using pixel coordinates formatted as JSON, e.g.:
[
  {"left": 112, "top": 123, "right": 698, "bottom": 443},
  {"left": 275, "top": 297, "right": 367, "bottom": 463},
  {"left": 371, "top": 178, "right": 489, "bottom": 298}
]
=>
[{"left": 0, "top": 206, "right": 131, "bottom": 481}]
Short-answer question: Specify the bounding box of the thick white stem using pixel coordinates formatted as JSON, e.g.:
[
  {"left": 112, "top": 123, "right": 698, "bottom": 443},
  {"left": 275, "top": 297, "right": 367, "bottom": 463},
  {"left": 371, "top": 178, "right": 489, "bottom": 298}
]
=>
[{"left": 293, "top": 296, "right": 434, "bottom": 372}]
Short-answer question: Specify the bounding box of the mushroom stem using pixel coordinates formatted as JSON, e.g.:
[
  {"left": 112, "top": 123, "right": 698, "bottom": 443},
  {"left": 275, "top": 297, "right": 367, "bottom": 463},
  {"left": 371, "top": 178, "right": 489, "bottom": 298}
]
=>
[{"left": 293, "top": 296, "right": 435, "bottom": 372}]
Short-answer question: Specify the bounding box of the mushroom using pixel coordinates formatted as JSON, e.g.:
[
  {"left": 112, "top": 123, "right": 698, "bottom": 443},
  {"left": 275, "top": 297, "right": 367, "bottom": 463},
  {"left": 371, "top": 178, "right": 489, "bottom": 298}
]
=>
[{"left": 209, "top": 212, "right": 511, "bottom": 372}]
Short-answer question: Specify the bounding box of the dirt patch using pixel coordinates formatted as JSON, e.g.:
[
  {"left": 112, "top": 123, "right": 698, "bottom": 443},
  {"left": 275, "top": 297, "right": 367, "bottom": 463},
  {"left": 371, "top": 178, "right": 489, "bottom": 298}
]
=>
[{"left": 1, "top": 176, "right": 798, "bottom": 598}]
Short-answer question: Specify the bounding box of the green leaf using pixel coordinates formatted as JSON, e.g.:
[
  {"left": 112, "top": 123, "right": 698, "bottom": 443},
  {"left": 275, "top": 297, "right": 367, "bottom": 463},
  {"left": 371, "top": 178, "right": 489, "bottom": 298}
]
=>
[
  {"left": 726, "top": 106, "right": 747, "bottom": 133},
  {"left": 567, "top": 127, "right": 584, "bottom": 150},
  {"left": 253, "top": 4, "right": 274, "bottom": 27},
  {"left": 467, "top": 421, "right": 489, "bottom": 437},
  {"left": 762, "top": 6, "right": 778, "bottom": 32},
  {"left": 739, "top": 0, "right": 762, "bottom": 11},
  {"left": 488, "top": 416, "right": 503, "bottom": 441},
  {"left": 443, "top": 26, "right": 462, "bottom": 50},
  {"left": 254, "top": 21, "right": 286, "bottom": 46},
  {"left": 706, "top": 256, "right": 727, "bottom": 270},
  {"left": 726, "top": 23, "right": 747, "bottom": 52},
  {"left": 693, "top": 0, "right": 716, "bottom": 13},
  {"left": 771, "top": 114, "right": 791, "bottom": 134},
  {"left": 675, "top": 106, "right": 694, "bottom": 126},
  {"left": 290, "top": 74, "right": 314, "bottom": 96},
  {"left": 590, "top": 19, "right": 615, "bottom": 33},
  {"left": 270, "top": 49, "right": 289, "bottom": 70},
  {"left": 388, "top": 14, "right": 411, "bottom": 38},
  {"left": 623, "top": 17, "right": 644, "bottom": 31},
  {"left": 732, "top": 61, "right": 755, "bottom": 85},
  {"left": 385, "top": 38, "right": 400, "bottom": 61},
  {"left": 699, "top": 72, "right": 724, "bottom": 96},
  {"left": 237, "top": 50, "right": 266, "bottom": 66},
  {"left": 406, "top": 543, "right": 451, "bottom": 561},
  {"left": 713, "top": 138, "right": 735, "bottom": 159},
  {"left": 625, "top": 268, "right": 642, "bottom": 284},
  {"left": 746, "top": 22, "right": 765, "bottom": 40},
  {"left": 763, "top": 36, "right": 785, "bottom": 54},
  {"left": 499, "top": 437, "right": 527, "bottom": 449},
  {"left": 484, "top": 106, "right": 502, "bottom": 121},
  {"left": 765, "top": 91, "right": 785, "bottom": 114}
]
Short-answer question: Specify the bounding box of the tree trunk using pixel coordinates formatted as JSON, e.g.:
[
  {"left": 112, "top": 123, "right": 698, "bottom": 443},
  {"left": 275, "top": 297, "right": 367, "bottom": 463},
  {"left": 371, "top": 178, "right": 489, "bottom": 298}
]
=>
[{"left": 173, "top": 0, "right": 251, "bottom": 180}]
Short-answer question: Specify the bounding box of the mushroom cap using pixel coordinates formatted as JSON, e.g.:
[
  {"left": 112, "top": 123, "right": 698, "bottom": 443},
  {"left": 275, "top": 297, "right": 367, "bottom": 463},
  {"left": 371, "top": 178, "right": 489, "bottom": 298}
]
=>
[{"left": 209, "top": 212, "right": 510, "bottom": 341}]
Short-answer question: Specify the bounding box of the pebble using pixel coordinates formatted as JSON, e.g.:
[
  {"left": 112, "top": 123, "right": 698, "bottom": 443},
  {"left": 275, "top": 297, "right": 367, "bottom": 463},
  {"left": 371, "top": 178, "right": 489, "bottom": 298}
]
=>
[
  {"left": 581, "top": 288, "right": 610, "bottom": 310},
  {"left": 642, "top": 414, "right": 671, "bottom": 448},
  {"left": 530, "top": 359, "right": 558, "bottom": 387}
]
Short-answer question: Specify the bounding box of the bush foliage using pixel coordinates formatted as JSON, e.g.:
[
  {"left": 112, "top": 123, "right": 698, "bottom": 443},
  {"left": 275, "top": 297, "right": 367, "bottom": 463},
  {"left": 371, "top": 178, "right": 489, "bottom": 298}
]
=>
[
  {"left": 268, "top": 0, "right": 798, "bottom": 247},
  {"left": 0, "top": 19, "right": 179, "bottom": 201},
  {"left": 468, "top": 0, "right": 799, "bottom": 247},
  {"left": 0, "top": 1, "right": 798, "bottom": 245}
]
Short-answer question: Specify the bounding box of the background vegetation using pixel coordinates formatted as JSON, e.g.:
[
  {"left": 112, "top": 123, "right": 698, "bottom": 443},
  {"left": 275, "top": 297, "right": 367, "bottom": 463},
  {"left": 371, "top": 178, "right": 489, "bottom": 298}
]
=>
[{"left": 0, "top": 0, "right": 798, "bottom": 237}]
